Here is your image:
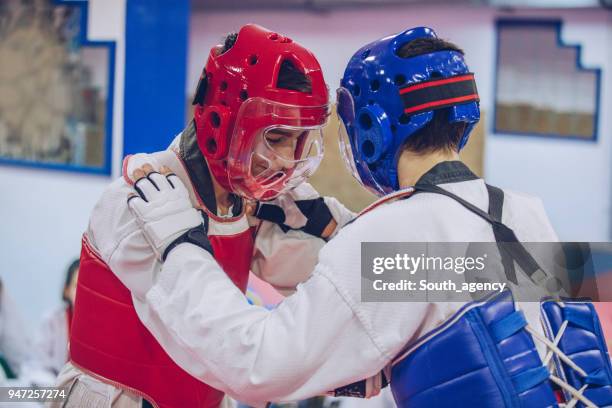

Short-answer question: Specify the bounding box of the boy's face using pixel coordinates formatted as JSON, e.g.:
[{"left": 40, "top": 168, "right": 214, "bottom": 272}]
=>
[
  {"left": 251, "top": 128, "right": 302, "bottom": 176},
  {"left": 249, "top": 127, "right": 317, "bottom": 186},
  {"left": 223, "top": 98, "right": 327, "bottom": 201}
]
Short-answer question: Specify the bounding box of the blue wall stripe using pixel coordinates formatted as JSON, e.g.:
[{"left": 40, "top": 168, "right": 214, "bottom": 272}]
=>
[{"left": 124, "top": 0, "right": 190, "bottom": 158}]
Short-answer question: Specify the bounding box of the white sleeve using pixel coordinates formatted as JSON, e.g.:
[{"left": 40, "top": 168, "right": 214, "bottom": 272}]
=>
[
  {"left": 15, "top": 311, "right": 64, "bottom": 387},
  {"left": 32, "top": 309, "right": 68, "bottom": 375},
  {"left": 250, "top": 223, "right": 326, "bottom": 295},
  {"left": 250, "top": 184, "right": 356, "bottom": 294},
  {"left": 86, "top": 176, "right": 160, "bottom": 301},
  {"left": 143, "top": 244, "right": 387, "bottom": 406}
]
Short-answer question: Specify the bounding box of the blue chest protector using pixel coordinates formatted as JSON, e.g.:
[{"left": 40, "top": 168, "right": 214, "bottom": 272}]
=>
[
  {"left": 390, "top": 184, "right": 612, "bottom": 408},
  {"left": 392, "top": 291, "right": 556, "bottom": 407}
]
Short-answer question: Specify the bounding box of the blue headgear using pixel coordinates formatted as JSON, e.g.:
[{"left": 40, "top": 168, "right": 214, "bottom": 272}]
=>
[{"left": 337, "top": 27, "right": 480, "bottom": 196}]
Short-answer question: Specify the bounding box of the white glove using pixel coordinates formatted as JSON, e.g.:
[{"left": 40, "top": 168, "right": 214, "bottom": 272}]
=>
[{"left": 127, "top": 171, "right": 204, "bottom": 261}]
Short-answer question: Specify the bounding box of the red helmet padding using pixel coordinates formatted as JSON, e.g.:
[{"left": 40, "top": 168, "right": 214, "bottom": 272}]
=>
[{"left": 193, "top": 24, "right": 329, "bottom": 193}]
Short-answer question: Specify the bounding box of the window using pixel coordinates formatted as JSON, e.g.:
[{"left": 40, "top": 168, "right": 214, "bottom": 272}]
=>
[{"left": 494, "top": 19, "right": 600, "bottom": 141}]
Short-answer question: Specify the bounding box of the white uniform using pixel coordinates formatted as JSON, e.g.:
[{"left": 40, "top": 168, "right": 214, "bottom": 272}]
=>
[
  {"left": 55, "top": 127, "right": 354, "bottom": 407},
  {"left": 0, "top": 283, "right": 32, "bottom": 382},
  {"left": 129, "top": 162, "right": 558, "bottom": 407},
  {"left": 34, "top": 306, "right": 70, "bottom": 378}
]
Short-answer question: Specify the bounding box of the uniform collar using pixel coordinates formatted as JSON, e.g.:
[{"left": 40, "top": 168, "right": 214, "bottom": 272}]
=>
[
  {"left": 414, "top": 160, "right": 479, "bottom": 186},
  {"left": 179, "top": 122, "right": 242, "bottom": 216},
  {"left": 357, "top": 161, "right": 479, "bottom": 219}
]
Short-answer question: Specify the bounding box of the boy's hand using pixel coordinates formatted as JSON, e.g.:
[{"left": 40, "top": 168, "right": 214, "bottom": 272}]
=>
[{"left": 127, "top": 164, "right": 210, "bottom": 261}]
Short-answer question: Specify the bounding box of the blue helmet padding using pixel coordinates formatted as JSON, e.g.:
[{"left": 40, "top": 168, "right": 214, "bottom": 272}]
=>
[
  {"left": 337, "top": 87, "right": 390, "bottom": 196},
  {"left": 338, "top": 26, "right": 480, "bottom": 195}
]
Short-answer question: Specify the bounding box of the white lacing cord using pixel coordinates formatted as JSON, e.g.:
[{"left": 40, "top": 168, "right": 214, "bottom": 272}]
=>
[
  {"left": 542, "top": 320, "right": 569, "bottom": 369},
  {"left": 549, "top": 376, "right": 592, "bottom": 408},
  {"left": 523, "top": 302, "right": 598, "bottom": 408},
  {"left": 525, "top": 326, "right": 587, "bottom": 376},
  {"left": 564, "top": 384, "right": 589, "bottom": 408},
  {"left": 537, "top": 319, "right": 589, "bottom": 408}
]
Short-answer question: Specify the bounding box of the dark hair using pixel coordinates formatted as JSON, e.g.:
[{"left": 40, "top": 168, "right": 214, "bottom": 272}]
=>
[
  {"left": 221, "top": 32, "right": 238, "bottom": 54},
  {"left": 63, "top": 259, "right": 79, "bottom": 304},
  {"left": 397, "top": 38, "right": 467, "bottom": 155},
  {"left": 221, "top": 32, "right": 312, "bottom": 93},
  {"left": 396, "top": 37, "right": 464, "bottom": 59}
]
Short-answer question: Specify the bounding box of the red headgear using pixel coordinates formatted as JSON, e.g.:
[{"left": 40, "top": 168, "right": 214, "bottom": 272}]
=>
[{"left": 193, "top": 24, "right": 330, "bottom": 201}]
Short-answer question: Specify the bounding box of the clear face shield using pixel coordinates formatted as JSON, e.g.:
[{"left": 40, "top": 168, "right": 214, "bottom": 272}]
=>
[
  {"left": 336, "top": 87, "right": 390, "bottom": 196},
  {"left": 227, "top": 97, "right": 328, "bottom": 201},
  {"left": 249, "top": 126, "right": 323, "bottom": 196}
]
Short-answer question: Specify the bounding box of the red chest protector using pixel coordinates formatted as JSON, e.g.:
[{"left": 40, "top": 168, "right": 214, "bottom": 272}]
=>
[{"left": 70, "top": 162, "right": 255, "bottom": 408}]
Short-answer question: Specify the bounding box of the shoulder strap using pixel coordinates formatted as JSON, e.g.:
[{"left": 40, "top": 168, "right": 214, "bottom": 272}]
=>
[
  {"left": 486, "top": 184, "right": 504, "bottom": 222},
  {"left": 413, "top": 183, "right": 496, "bottom": 224},
  {"left": 413, "top": 183, "right": 545, "bottom": 286},
  {"left": 486, "top": 185, "right": 517, "bottom": 284}
]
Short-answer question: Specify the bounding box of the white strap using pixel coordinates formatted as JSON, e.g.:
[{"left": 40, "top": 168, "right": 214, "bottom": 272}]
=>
[
  {"left": 525, "top": 325, "right": 587, "bottom": 377},
  {"left": 550, "top": 376, "right": 594, "bottom": 408},
  {"left": 524, "top": 300, "right": 597, "bottom": 408}
]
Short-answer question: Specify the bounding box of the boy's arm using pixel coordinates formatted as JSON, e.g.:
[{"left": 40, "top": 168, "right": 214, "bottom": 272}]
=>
[
  {"left": 127, "top": 170, "right": 388, "bottom": 405},
  {"left": 250, "top": 183, "right": 355, "bottom": 294},
  {"left": 145, "top": 243, "right": 386, "bottom": 405}
]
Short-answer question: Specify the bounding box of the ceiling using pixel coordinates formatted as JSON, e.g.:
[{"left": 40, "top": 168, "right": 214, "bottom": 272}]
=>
[{"left": 191, "top": 0, "right": 607, "bottom": 11}]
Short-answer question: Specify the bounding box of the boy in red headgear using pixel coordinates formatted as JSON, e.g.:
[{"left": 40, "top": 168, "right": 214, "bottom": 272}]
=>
[{"left": 54, "top": 24, "right": 353, "bottom": 408}]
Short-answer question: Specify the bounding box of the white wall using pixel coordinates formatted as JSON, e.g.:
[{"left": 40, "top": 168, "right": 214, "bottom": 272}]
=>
[
  {"left": 189, "top": 5, "right": 612, "bottom": 241},
  {"left": 0, "top": 0, "right": 126, "bottom": 328},
  {"left": 486, "top": 9, "right": 612, "bottom": 241}
]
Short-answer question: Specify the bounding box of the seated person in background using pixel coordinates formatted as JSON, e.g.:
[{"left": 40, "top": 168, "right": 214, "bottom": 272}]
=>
[
  {"left": 0, "top": 277, "right": 33, "bottom": 383},
  {"left": 34, "top": 259, "right": 79, "bottom": 378}
]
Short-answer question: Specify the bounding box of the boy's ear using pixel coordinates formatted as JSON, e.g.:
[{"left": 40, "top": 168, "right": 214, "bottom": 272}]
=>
[{"left": 192, "top": 70, "right": 207, "bottom": 106}]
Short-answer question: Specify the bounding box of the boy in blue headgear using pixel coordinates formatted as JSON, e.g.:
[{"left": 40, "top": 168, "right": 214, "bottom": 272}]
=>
[{"left": 121, "top": 28, "right": 612, "bottom": 407}]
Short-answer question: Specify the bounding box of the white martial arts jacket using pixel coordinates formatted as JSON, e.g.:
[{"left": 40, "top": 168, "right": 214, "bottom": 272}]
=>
[
  {"left": 3, "top": 305, "right": 71, "bottom": 390},
  {"left": 34, "top": 305, "right": 70, "bottom": 377},
  {"left": 134, "top": 161, "right": 559, "bottom": 407}
]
